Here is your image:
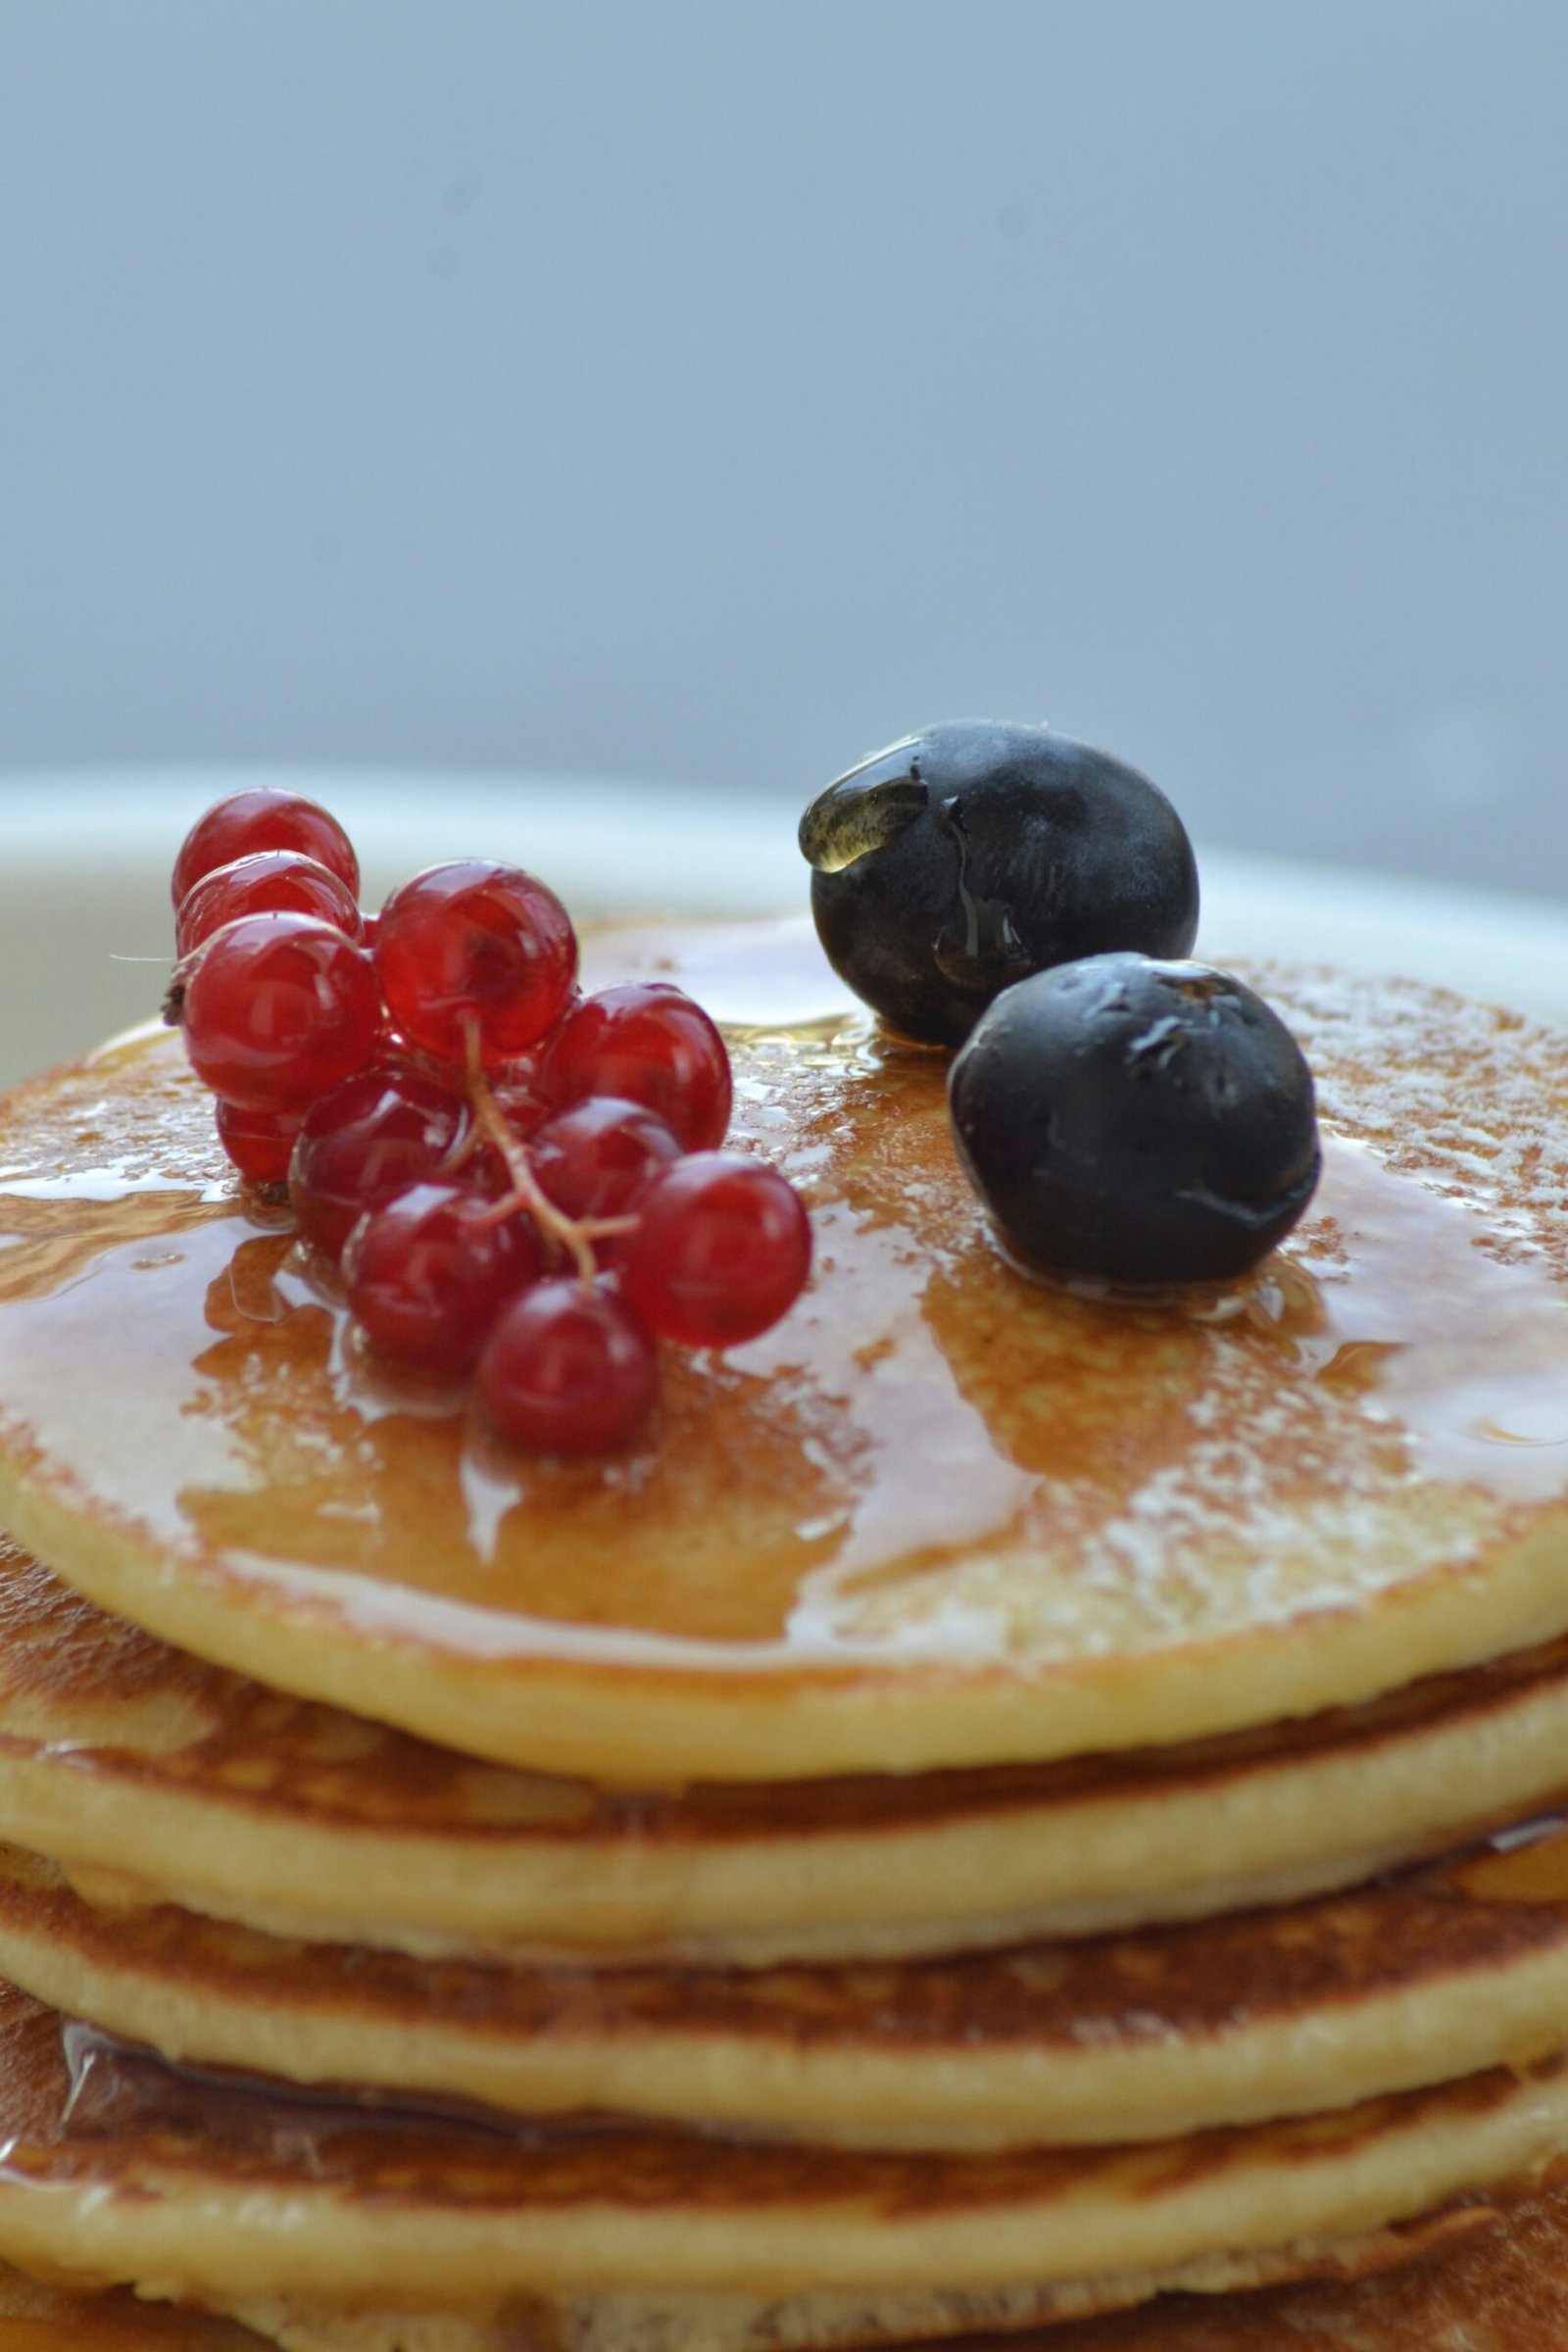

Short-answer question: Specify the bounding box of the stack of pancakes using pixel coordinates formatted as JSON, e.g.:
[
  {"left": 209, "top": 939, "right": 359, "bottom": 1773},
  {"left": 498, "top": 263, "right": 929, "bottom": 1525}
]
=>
[{"left": 0, "top": 918, "right": 1567, "bottom": 2346}]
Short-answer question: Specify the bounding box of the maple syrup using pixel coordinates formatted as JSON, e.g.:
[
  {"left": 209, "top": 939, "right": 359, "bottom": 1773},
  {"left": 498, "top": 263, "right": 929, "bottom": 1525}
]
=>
[{"left": 0, "top": 927, "right": 1566, "bottom": 1780}]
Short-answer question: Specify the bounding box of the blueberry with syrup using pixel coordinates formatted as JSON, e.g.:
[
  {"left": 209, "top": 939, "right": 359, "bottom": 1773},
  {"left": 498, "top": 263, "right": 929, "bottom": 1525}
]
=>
[
  {"left": 949, "top": 954, "right": 1321, "bottom": 1287},
  {"left": 800, "top": 719, "right": 1199, "bottom": 1047}
]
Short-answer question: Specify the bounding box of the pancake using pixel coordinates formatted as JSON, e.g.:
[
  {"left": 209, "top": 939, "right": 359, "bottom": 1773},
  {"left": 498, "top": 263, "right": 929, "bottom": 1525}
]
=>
[
  {"left": 6, "top": 912, "right": 1568, "bottom": 2352},
  {"left": 0, "top": 2180, "right": 1558, "bottom": 2352},
  {"left": 13, "top": 1539, "right": 1568, "bottom": 1966},
  {"left": 2, "top": 925, "right": 1568, "bottom": 1786},
  {"left": 226, "top": 2200, "right": 1499, "bottom": 2352},
  {"left": 0, "top": 2204, "right": 1502, "bottom": 2352},
  {"left": 1, "top": 1975, "right": 1568, "bottom": 2328},
  {"left": 11, "top": 1807, "right": 1568, "bottom": 2147},
  {"left": 0, "top": 2181, "right": 1553, "bottom": 2350}
]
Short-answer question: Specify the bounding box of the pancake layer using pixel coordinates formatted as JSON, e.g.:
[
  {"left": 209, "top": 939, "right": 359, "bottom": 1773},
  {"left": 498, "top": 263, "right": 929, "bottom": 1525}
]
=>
[
  {"left": 12, "top": 1542, "right": 1568, "bottom": 1966},
  {"left": 11, "top": 1822, "right": 1568, "bottom": 2147},
  {"left": 228, "top": 2201, "right": 1498, "bottom": 2352},
  {"left": 2, "top": 929, "right": 1568, "bottom": 1783},
  {"left": 1, "top": 1978, "right": 1568, "bottom": 2317},
  {"left": 0, "top": 2179, "right": 1557, "bottom": 2352}
]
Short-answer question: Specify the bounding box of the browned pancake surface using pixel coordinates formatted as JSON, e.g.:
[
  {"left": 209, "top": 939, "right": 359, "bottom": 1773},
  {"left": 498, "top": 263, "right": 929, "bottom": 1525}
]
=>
[
  {"left": 1038, "top": 2169, "right": 1568, "bottom": 2349},
  {"left": 0, "top": 2278, "right": 260, "bottom": 2350},
  {"left": 8, "top": 1824, "right": 1568, "bottom": 2072},
  {"left": 0, "top": 1970, "right": 1562, "bottom": 2336},
  {"left": 0, "top": 1979, "right": 1538, "bottom": 2221}
]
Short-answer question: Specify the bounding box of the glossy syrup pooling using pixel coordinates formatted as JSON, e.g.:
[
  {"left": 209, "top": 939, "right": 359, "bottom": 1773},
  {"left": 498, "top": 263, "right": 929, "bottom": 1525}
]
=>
[
  {"left": 0, "top": 926, "right": 1566, "bottom": 1681},
  {"left": 1452, "top": 1815, "right": 1568, "bottom": 1907}
]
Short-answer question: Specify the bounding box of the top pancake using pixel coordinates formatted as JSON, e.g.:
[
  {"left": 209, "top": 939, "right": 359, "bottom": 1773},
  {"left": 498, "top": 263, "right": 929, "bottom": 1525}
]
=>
[{"left": 2, "top": 921, "right": 1568, "bottom": 1784}]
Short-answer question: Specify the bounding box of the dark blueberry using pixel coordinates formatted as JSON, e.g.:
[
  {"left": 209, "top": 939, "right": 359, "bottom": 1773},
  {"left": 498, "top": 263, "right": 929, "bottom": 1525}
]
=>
[
  {"left": 948, "top": 955, "right": 1320, "bottom": 1287},
  {"left": 800, "top": 721, "right": 1199, "bottom": 1046}
]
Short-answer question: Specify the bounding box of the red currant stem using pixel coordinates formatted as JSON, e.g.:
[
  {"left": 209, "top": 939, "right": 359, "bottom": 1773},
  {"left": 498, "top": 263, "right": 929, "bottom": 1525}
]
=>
[
  {"left": 163, "top": 954, "right": 198, "bottom": 1026},
  {"left": 435, "top": 1121, "right": 485, "bottom": 1178},
  {"left": 462, "top": 1019, "right": 600, "bottom": 1285}
]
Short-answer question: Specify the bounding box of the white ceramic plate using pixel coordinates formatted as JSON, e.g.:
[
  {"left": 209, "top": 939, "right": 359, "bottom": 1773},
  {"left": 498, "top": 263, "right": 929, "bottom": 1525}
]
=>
[{"left": 5, "top": 765, "right": 1568, "bottom": 1089}]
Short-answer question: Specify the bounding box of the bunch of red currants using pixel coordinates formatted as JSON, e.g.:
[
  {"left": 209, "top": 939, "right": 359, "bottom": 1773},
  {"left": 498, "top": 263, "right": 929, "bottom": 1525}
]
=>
[{"left": 167, "top": 789, "right": 812, "bottom": 1454}]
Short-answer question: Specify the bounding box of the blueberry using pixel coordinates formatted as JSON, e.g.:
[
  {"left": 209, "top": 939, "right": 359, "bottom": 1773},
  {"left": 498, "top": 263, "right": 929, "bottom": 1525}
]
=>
[
  {"left": 948, "top": 955, "right": 1320, "bottom": 1286},
  {"left": 800, "top": 721, "right": 1199, "bottom": 1046}
]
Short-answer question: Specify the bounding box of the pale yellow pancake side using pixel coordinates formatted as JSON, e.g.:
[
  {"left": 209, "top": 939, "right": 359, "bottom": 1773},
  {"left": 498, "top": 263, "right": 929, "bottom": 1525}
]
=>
[
  {"left": 0, "top": 2190, "right": 1553, "bottom": 2352},
  {"left": 11, "top": 1827, "right": 1568, "bottom": 2147},
  {"left": 0, "top": 1980, "right": 1567, "bottom": 2308},
  {"left": 0, "top": 2185, "right": 1553, "bottom": 2352},
  {"left": 220, "top": 2173, "right": 1568, "bottom": 2351},
  {"left": 3, "top": 933, "right": 1568, "bottom": 1780},
  {"left": 228, "top": 2204, "right": 1495, "bottom": 2352},
  {"left": 13, "top": 1542, "right": 1568, "bottom": 1963}
]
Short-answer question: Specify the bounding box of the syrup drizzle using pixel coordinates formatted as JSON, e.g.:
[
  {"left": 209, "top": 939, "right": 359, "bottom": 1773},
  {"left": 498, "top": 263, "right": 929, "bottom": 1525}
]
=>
[
  {"left": 1453, "top": 1814, "right": 1568, "bottom": 1906},
  {"left": 0, "top": 924, "right": 1565, "bottom": 1673},
  {"left": 1290, "top": 1133, "right": 1568, "bottom": 1498}
]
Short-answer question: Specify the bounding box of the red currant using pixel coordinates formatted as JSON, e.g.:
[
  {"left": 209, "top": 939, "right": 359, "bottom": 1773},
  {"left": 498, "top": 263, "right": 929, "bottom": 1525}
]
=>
[
  {"left": 215, "top": 1099, "right": 305, "bottom": 1186},
  {"left": 168, "top": 786, "right": 819, "bottom": 1454},
  {"left": 529, "top": 1097, "right": 682, "bottom": 1227},
  {"left": 180, "top": 912, "right": 384, "bottom": 1111},
  {"left": 172, "top": 789, "right": 360, "bottom": 910},
  {"left": 289, "top": 1063, "right": 470, "bottom": 1258},
  {"left": 374, "top": 862, "right": 577, "bottom": 1069},
  {"left": 538, "top": 984, "right": 732, "bottom": 1150},
  {"left": 343, "top": 1183, "right": 544, "bottom": 1375},
  {"left": 620, "top": 1152, "right": 811, "bottom": 1347},
  {"left": 175, "top": 851, "right": 363, "bottom": 958},
  {"left": 478, "top": 1280, "right": 657, "bottom": 1454}
]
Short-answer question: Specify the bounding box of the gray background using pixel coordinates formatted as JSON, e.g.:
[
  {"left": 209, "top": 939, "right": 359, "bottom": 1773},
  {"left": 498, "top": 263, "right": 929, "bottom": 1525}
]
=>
[{"left": 2, "top": 1, "right": 1565, "bottom": 896}]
